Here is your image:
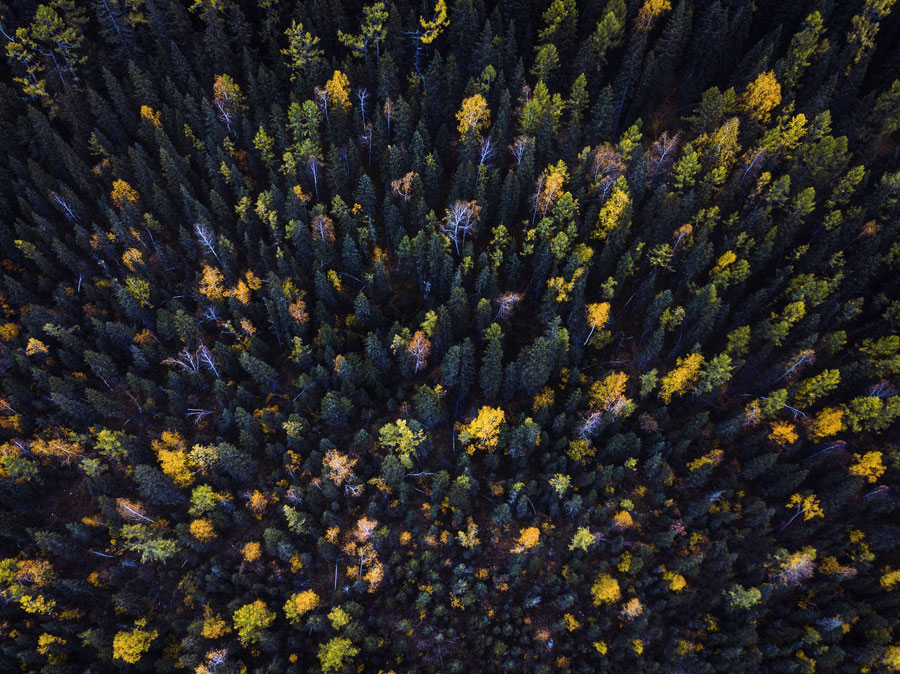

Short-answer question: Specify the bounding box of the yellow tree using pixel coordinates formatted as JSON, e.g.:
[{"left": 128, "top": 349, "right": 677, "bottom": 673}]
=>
[
  {"left": 659, "top": 353, "right": 705, "bottom": 403},
  {"left": 419, "top": 0, "right": 449, "bottom": 44},
  {"left": 456, "top": 94, "right": 491, "bottom": 139},
  {"left": 584, "top": 302, "right": 611, "bottom": 345},
  {"left": 319, "top": 637, "right": 359, "bottom": 673},
  {"left": 323, "top": 449, "right": 357, "bottom": 486},
  {"left": 152, "top": 431, "right": 193, "bottom": 487},
  {"left": 510, "top": 526, "right": 541, "bottom": 553},
  {"left": 592, "top": 182, "right": 630, "bottom": 239},
  {"left": 591, "top": 573, "right": 621, "bottom": 605},
  {"left": 324, "top": 70, "right": 351, "bottom": 112},
  {"left": 772, "top": 547, "right": 816, "bottom": 586},
  {"left": 532, "top": 161, "right": 568, "bottom": 223},
  {"left": 110, "top": 179, "right": 139, "bottom": 209},
  {"left": 391, "top": 171, "right": 416, "bottom": 203},
  {"left": 232, "top": 600, "right": 275, "bottom": 645},
  {"left": 113, "top": 624, "right": 157, "bottom": 664},
  {"left": 310, "top": 214, "right": 335, "bottom": 244},
  {"left": 784, "top": 493, "right": 824, "bottom": 528},
  {"left": 849, "top": 451, "right": 885, "bottom": 483},
  {"left": 635, "top": 0, "right": 671, "bottom": 30},
  {"left": 284, "top": 590, "right": 319, "bottom": 624},
  {"left": 740, "top": 71, "right": 782, "bottom": 121},
  {"left": 808, "top": 407, "right": 843, "bottom": 439},
  {"left": 281, "top": 21, "right": 322, "bottom": 82},
  {"left": 459, "top": 406, "right": 506, "bottom": 454},
  {"left": 569, "top": 527, "right": 595, "bottom": 551}
]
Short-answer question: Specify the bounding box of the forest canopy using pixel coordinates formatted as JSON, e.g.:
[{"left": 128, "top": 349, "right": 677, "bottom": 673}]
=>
[{"left": 1, "top": 0, "right": 900, "bottom": 672}]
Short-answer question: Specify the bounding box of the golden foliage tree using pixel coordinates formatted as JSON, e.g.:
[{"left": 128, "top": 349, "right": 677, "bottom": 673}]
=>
[
  {"left": 591, "top": 573, "right": 621, "bottom": 605},
  {"left": 284, "top": 590, "right": 319, "bottom": 624},
  {"left": 659, "top": 353, "right": 705, "bottom": 403},
  {"left": 740, "top": 71, "right": 782, "bottom": 121},
  {"left": 110, "top": 179, "right": 139, "bottom": 209},
  {"left": 459, "top": 406, "right": 506, "bottom": 453},
  {"left": 232, "top": 600, "right": 275, "bottom": 645},
  {"left": 456, "top": 93, "right": 491, "bottom": 138},
  {"left": 112, "top": 625, "right": 157, "bottom": 664}
]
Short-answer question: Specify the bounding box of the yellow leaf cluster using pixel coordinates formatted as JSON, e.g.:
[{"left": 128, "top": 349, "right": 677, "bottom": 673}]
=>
[
  {"left": 881, "top": 568, "right": 900, "bottom": 590},
  {"left": 769, "top": 422, "right": 798, "bottom": 446},
  {"left": 25, "top": 338, "right": 48, "bottom": 356},
  {"left": 787, "top": 493, "right": 824, "bottom": 521},
  {"left": 328, "top": 605, "right": 351, "bottom": 629},
  {"left": 153, "top": 431, "right": 193, "bottom": 487},
  {"left": 663, "top": 570, "right": 687, "bottom": 591},
  {"left": 592, "top": 187, "right": 630, "bottom": 240},
  {"left": 140, "top": 105, "right": 162, "bottom": 127},
  {"left": 460, "top": 406, "right": 506, "bottom": 454},
  {"left": 325, "top": 70, "right": 351, "bottom": 111},
  {"left": 456, "top": 94, "right": 490, "bottom": 138},
  {"left": 113, "top": 627, "right": 157, "bottom": 664},
  {"left": 591, "top": 573, "right": 621, "bottom": 605},
  {"left": 849, "top": 451, "right": 885, "bottom": 483},
  {"left": 200, "top": 609, "right": 230, "bottom": 638},
  {"left": 457, "top": 518, "right": 480, "bottom": 548},
  {"left": 586, "top": 302, "right": 610, "bottom": 330},
  {"left": 241, "top": 541, "right": 262, "bottom": 563},
  {"left": 636, "top": 0, "right": 671, "bottom": 30},
  {"left": 284, "top": 590, "right": 320, "bottom": 623},
  {"left": 621, "top": 597, "right": 643, "bottom": 620},
  {"left": 510, "top": 526, "right": 540, "bottom": 553},
  {"left": 741, "top": 71, "right": 782, "bottom": 121},
  {"left": 566, "top": 439, "right": 595, "bottom": 464},
  {"left": 659, "top": 353, "right": 704, "bottom": 403},
  {"left": 122, "top": 247, "right": 144, "bottom": 270},
  {"left": 111, "top": 179, "right": 140, "bottom": 209},
  {"left": 809, "top": 406, "right": 843, "bottom": 439},
  {"left": 189, "top": 519, "right": 216, "bottom": 541}
]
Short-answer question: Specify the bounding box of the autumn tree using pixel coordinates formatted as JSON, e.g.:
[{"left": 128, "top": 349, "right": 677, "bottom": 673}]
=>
[
  {"left": 635, "top": 0, "right": 671, "bottom": 30},
  {"left": 319, "top": 637, "right": 359, "bottom": 673},
  {"left": 740, "top": 71, "right": 782, "bottom": 121},
  {"left": 338, "top": 3, "right": 388, "bottom": 61},
  {"left": 232, "top": 600, "right": 275, "bottom": 645},
  {"left": 112, "top": 624, "right": 157, "bottom": 664},
  {"left": 282, "top": 21, "right": 322, "bottom": 82},
  {"left": 406, "top": 331, "right": 431, "bottom": 373},
  {"left": 459, "top": 406, "right": 506, "bottom": 453},
  {"left": 659, "top": 354, "right": 705, "bottom": 403},
  {"left": 584, "top": 302, "right": 611, "bottom": 345},
  {"left": 456, "top": 93, "right": 491, "bottom": 140},
  {"left": 212, "top": 74, "right": 244, "bottom": 133}
]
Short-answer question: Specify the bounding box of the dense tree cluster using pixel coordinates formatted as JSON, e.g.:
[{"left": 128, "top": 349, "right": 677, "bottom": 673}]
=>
[{"left": 1, "top": 0, "right": 900, "bottom": 672}]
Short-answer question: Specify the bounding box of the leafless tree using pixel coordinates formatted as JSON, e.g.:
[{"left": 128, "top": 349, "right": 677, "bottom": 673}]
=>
[
  {"left": 194, "top": 222, "right": 222, "bottom": 265},
  {"left": 356, "top": 87, "right": 369, "bottom": 124},
  {"left": 441, "top": 200, "right": 481, "bottom": 255},
  {"left": 648, "top": 131, "right": 680, "bottom": 177},
  {"left": 162, "top": 347, "right": 200, "bottom": 373},
  {"left": 479, "top": 136, "right": 495, "bottom": 166},
  {"left": 197, "top": 344, "right": 219, "bottom": 378},
  {"left": 509, "top": 136, "right": 529, "bottom": 165},
  {"left": 592, "top": 143, "right": 625, "bottom": 200},
  {"left": 50, "top": 192, "right": 78, "bottom": 221},
  {"left": 495, "top": 292, "right": 522, "bottom": 319},
  {"left": 306, "top": 156, "right": 322, "bottom": 199}
]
